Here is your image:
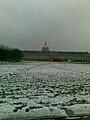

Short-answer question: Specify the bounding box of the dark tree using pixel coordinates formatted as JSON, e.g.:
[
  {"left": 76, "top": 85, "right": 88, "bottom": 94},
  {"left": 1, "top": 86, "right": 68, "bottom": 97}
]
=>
[
  {"left": 0, "top": 45, "right": 23, "bottom": 62},
  {"left": 10, "top": 49, "right": 23, "bottom": 62}
]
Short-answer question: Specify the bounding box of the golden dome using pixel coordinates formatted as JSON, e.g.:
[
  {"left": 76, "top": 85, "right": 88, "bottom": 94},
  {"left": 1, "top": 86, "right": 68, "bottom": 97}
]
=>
[
  {"left": 42, "top": 41, "right": 49, "bottom": 48},
  {"left": 42, "top": 41, "right": 49, "bottom": 52}
]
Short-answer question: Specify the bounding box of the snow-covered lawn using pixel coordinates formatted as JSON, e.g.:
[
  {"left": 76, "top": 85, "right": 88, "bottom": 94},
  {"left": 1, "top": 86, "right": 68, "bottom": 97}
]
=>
[{"left": 0, "top": 61, "right": 90, "bottom": 119}]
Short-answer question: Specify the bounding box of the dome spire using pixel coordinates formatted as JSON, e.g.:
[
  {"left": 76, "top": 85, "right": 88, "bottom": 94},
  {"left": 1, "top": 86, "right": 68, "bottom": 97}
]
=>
[
  {"left": 44, "top": 41, "right": 47, "bottom": 45},
  {"left": 42, "top": 41, "right": 49, "bottom": 52}
]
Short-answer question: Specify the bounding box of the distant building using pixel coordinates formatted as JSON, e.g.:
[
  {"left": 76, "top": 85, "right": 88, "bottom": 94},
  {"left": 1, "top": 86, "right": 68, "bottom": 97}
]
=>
[
  {"left": 42, "top": 41, "right": 49, "bottom": 52},
  {"left": 22, "top": 41, "right": 90, "bottom": 63}
]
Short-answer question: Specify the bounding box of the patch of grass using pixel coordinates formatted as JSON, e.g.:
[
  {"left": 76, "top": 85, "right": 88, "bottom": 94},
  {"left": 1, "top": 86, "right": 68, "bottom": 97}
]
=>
[{"left": 0, "top": 100, "right": 5, "bottom": 104}]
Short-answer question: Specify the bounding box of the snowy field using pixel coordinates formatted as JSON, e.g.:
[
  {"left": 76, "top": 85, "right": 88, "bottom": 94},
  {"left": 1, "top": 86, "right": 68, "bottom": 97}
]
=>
[{"left": 0, "top": 61, "right": 90, "bottom": 119}]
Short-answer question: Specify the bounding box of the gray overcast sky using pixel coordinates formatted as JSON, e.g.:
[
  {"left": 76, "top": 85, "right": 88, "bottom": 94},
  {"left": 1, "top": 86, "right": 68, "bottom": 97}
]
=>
[{"left": 0, "top": 0, "right": 90, "bottom": 52}]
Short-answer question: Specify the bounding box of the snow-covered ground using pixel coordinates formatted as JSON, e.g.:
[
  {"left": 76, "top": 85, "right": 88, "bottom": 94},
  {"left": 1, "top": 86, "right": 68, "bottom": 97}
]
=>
[{"left": 0, "top": 61, "right": 90, "bottom": 119}]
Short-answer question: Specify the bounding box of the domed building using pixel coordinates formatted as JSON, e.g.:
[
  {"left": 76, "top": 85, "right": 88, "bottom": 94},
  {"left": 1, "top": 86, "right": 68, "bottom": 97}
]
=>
[{"left": 42, "top": 41, "right": 49, "bottom": 52}]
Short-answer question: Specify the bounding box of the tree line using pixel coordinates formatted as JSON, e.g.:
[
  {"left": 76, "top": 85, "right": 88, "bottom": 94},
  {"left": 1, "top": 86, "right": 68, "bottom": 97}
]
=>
[{"left": 0, "top": 45, "right": 23, "bottom": 62}]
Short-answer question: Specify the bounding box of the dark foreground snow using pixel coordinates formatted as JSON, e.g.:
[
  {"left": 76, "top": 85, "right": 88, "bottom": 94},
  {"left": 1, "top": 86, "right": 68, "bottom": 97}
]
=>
[{"left": 0, "top": 62, "right": 90, "bottom": 119}]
